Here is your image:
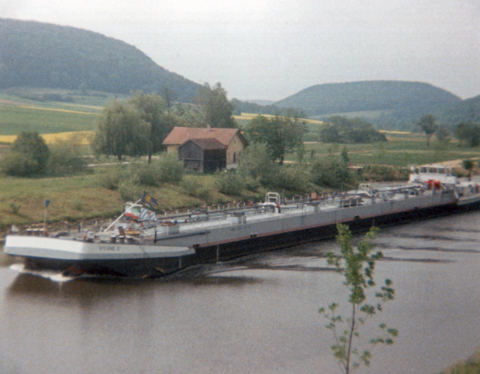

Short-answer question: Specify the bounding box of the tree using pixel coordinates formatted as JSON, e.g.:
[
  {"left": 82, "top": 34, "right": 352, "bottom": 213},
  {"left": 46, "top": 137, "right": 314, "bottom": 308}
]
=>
[
  {"left": 417, "top": 115, "right": 438, "bottom": 146},
  {"left": 245, "top": 113, "right": 307, "bottom": 164},
  {"left": 93, "top": 100, "right": 150, "bottom": 161},
  {"left": 319, "top": 116, "right": 387, "bottom": 144},
  {"left": 0, "top": 131, "right": 50, "bottom": 176},
  {"left": 319, "top": 224, "right": 397, "bottom": 374},
  {"left": 129, "top": 92, "right": 177, "bottom": 163},
  {"left": 454, "top": 122, "right": 480, "bottom": 147},
  {"left": 196, "top": 83, "right": 236, "bottom": 128},
  {"left": 435, "top": 125, "right": 451, "bottom": 144}
]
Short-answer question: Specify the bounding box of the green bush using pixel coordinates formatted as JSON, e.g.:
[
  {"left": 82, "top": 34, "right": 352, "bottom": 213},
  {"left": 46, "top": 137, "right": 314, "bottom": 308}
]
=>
[
  {"left": 215, "top": 171, "right": 245, "bottom": 195},
  {"left": 311, "top": 158, "right": 353, "bottom": 189},
  {"left": 1, "top": 131, "right": 50, "bottom": 176},
  {"left": 129, "top": 162, "right": 159, "bottom": 187},
  {"left": 118, "top": 175, "right": 143, "bottom": 202},
  {"left": 180, "top": 177, "right": 211, "bottom": 201},
  {"left": 156, "top": 153, "right": 184, "bottom": 184},
  {"left": 97, "top": 166, "right": 125, "bottom": 190},
  {"left": 47, "top": 137, "right": 87, "bottom": 174},
  {"left": 1, "top": 151, "right": 38, "bottom": 176},
  {"left": 273, "top": 165, "right": 313, "bottom": 193}
]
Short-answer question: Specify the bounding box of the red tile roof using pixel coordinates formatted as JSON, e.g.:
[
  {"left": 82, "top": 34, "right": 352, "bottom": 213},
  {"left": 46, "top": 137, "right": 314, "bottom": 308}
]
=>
[{"left": 163, "top": 127, "right": 245, "bottom": 146}]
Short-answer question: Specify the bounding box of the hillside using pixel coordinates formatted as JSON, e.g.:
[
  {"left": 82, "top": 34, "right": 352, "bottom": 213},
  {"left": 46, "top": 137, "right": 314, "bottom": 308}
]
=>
[
  {"left": 0, "top": 19, "right": 202, "bottom": 102},
  {"left": 438, "top": 95, "right": 480, "bottom": 124},
  {"left": 275, "top": 81, "right": 461, "bottom": 116}
]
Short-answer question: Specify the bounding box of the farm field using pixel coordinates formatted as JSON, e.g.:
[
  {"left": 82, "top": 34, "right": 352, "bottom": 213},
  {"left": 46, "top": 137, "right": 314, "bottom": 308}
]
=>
[{"left": 301, "top": 138, "right": 480, "bottom": 167}]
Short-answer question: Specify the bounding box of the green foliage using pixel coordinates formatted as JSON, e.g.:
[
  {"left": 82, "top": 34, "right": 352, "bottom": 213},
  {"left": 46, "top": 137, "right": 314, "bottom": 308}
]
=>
[
  {"left": 92, "top": 100, "right": 150, "bottom": 161},
  {"left": 196, "top": 83, "right": 236, "bottom": 128},
  {"left": 155, "top": 153, "right": 184, "bottom": 184},
  {"left": 454, "top": 122, "right": 480, "bottom": 147},
  {"left": 319, "top": 224, "right": 397, "bottom": 374},
  {"left": 180, "top": 176, "right": 211, "bottom": 201},
  {"left": 417, "top": 115, "right": 438, "bottom": 146},
  {"left": 47, "top": 136, "right": 88, "bottom": 174},
  {"left": 129, "top": 92, "right": 177, "bottom": 161},
  {"left": 311, "top": 157, "right": 352, "bottom": 189},
  {"left": 319, "top": 116, "right": 387, "bottom": 144},
  {"left": 435, "top": 125, "right": 452, "bottom": 144},
  {"left": 1, "top": 131, "right": 50, "bottom": 176},
  {"left": 214, "top": 170, "right": 245, "bottom": 196},
  {"left": 118, "top": 175, "right": 143, "bottom": 202},
  {"left": 237, "top": 143, "right": 280, "bottom": 189},
  {"left": 245, "top": 112, "right": 308, "bottom": 164},
  {"left": 96, "top": 154, "right": 183, "bottom": 191}
]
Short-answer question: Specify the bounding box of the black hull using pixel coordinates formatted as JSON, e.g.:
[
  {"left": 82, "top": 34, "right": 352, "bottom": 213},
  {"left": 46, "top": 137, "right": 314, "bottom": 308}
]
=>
[
  {"left": 194, "top": 202, "right": 460, "bottom": 263},
  {"left": 22, "top": 254, "right": 198, "bottom": 278}
]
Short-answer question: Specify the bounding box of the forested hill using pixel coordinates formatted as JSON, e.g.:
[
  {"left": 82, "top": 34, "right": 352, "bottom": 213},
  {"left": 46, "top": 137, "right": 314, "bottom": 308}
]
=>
[
  {"left": 0, "top": 19, "right": 202, "bottom": 102},
  {"left": 274, "top": 81, "right": 461, "bottom": 116}
]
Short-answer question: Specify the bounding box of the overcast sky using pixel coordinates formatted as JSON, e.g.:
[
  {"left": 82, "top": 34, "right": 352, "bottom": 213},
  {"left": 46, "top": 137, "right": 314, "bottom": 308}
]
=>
[{"left": 2, "top": 0, "right": 479, "bottom": 100}]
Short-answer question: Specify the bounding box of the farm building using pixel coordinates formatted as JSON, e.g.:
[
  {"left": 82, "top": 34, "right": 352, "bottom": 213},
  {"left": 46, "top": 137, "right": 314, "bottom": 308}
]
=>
[
  {"left": 178, "top": 138, "right": 226, "bottom": 173},
  {"left": 163, "top": 126, "right": 247, "bottom": 171}
]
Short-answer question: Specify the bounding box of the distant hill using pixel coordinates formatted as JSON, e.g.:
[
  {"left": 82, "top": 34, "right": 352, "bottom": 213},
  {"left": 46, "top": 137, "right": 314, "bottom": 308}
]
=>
[
  {"left": 275, "top": 81, "right": 461, "bottom": 116},
  {"left": 438, "top": 95, "right": 480, "bottom": 125},
  {"left": 0, "top": 19, "right": 202, "bottom": 102}
]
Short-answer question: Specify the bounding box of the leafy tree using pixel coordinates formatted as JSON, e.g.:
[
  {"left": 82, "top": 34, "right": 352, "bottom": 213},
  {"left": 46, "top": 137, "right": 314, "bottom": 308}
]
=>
[
  {"left": 47, "top": 134, "right": 87, "bottom": 174},
  {"left": 93, "top": 100, "right": 150, "bottom": 161},
  {"left": 435, "top": 125, "right": 451, "bottom": 144},
  {"left": 238, "top": 143, "right": 279, "bottom": 189},
  {"left": 454, "top": 122, "right": 480, "bottom": 147},
  {"left": 311, "top": 154, "right": 352, "bottom": 189},
  {"left": 129, "top": 92, "right": 177, "bottom": 162},
  {"left": 245, "top": 113, "right": 308, "bottom": 164},
  {"left": 319, "top": 224, "right": 397, "bottom": 374},
  {"left": 196, "top": 82, "right": 236, "bottom": 128},
  {"left": 0, "top": 131, "right": 50, "bottom": 176},
  {"left": 417, "top": 115, "right": 438, "bottom": 146},
  {"left": 319, "top": 116, "right": 386, "bottom": 144}
]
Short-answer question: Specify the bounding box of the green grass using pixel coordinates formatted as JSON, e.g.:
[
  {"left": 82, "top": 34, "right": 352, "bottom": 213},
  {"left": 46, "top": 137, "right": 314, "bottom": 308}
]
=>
[
  {"left": 0, "top": 105, "right": 99, "bottom": 134},
  {"left": 301, "top": 139, "right": 480, "bottom": 167}
]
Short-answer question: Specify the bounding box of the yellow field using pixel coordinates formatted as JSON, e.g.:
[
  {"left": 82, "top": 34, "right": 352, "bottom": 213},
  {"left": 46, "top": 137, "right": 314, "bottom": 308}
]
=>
[
  {"left": 18, "top": 105, "right": 98, "bottom": 115},
  {"left": 379, "top": 130, "right": 412, "bottom": 135},
  {"left": 0, "top": 131, "right": 94, "bottom": 145},
  {"left": 234, "top": 112, "right": 324, "bottom": 125}
]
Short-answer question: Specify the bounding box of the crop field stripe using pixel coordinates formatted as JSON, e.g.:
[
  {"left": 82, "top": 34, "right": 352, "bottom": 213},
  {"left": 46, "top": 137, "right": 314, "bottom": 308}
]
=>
[
  {"left": 0, "top": 131, "right": 94, "bottom": 144},
  {"left": 18, "top": 105, "right": 98, "bottom": 115}
]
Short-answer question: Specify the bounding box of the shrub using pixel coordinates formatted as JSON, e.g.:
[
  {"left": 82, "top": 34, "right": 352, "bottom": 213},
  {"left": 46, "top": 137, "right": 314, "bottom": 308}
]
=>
[
  {"left": 311, "top": 158, "right": 353, "bottom": 189},
  {"left": 1, "top": 131, "right": 50, "bottom": 176},
  {"left": 273, "top": 165, "right": 312, "bottom": 193},
  {"left": 129, "top": 162, "right": 159, "bottom": 187},
  {"left": 1, "top": 151, "right": 38, "bottom": 176},
  {"left": 155, "top": 153, "right": 184, "bottom": 184},
  {"left": 180, "top": 177, "right": 211, "bottom": 201},
  {"left": 215, "top": 171, "right": 245, "bottom": 195},
  {"left": 118, "top": 175, "right": 143, "bottom": 202},
  {"left": 47, "top": 136, "right": 87, "bottom": 174},
  {"left": 97, "top": 166, "right": 125, "bottom": 190}
]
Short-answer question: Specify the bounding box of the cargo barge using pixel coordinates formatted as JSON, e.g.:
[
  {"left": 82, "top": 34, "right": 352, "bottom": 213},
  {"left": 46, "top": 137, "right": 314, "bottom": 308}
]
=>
[{"left": 4, "top": 164, "right": 480, "bottom": 278}]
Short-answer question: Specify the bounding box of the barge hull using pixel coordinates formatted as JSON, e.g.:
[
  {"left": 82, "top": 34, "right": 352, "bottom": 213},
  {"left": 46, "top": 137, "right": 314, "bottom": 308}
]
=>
[{"left": 195, "top": 201, "right": 459, "bottom": 263}]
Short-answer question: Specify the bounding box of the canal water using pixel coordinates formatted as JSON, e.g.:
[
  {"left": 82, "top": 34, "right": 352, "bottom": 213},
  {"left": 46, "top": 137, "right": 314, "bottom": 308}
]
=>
[{"left": 1, "top": 211, "right": 480, "bottom": 374}]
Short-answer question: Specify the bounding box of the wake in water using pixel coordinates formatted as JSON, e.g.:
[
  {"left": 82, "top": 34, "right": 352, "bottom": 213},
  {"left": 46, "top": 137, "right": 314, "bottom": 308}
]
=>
[{"left": 10, "top": 263, "right": 88, "bottom": 283}]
